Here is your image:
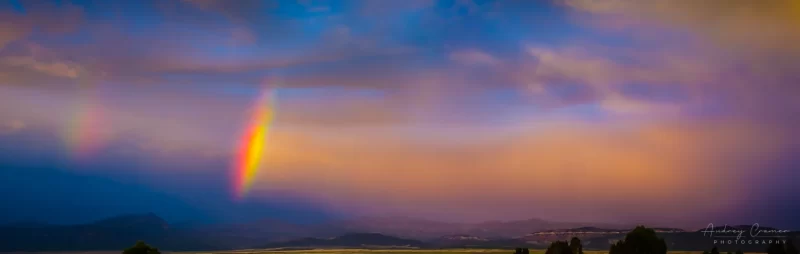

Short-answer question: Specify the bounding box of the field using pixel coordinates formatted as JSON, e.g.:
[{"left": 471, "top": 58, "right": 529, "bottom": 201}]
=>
[
  {"left": 0, "top": 250, "right": 718, "bottom": 254},
  {"left": 178, "top": 250, "right": 520, "bottom": 254},
  {"left": 173, "top": 250, "right": 708, "bottom": 254}
]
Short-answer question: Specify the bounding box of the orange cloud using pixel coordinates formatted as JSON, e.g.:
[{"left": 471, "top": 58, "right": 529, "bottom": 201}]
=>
[{"left": 244, "top": 116, "right": 790, "bottom": 222}]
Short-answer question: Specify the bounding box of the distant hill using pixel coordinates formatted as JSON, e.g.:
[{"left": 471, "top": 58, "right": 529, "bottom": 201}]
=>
[
  {"left": 315, "top": 216, "right": 633, "bottom": 240},
  {"left": 465, "top": 219, "right": 633, "bottom": 239},
  {"left": 319, "top": 216, "right": 467, "bottom": 240},
  {"left": 1, "top": 221, "right": 53, "bottom": 228},
  {"left": 520, "top": 226, "right": 684, "bottom": 244},
  {"left": 0, "top": 213, "right": 222, "bottom": 251},
  {"left": 1, "top": 213, "right": 796, "bottom": 252},
  {"left": 692, "top": 224, "right": 780, "bottom": 233},
  {"left": 260, "top": 233, "right": 424, "bottom": 249},
  {"left": 426, "top": 234, "right": 529, "bottom": 249},
  {"left": 88, "top": 213, "right": 170, "bottom": 231}
]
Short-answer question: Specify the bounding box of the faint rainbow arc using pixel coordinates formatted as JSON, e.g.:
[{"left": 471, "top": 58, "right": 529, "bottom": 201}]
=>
[
  {"left": 65, "top": 71, "right": 108, "bottom": 160},
  {"left": 232, "top": 86, "right": 278, "bottom": 200}
]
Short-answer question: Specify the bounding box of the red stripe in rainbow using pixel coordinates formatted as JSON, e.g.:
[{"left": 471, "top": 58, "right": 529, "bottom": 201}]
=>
[{"left": 232, "top": 87, "right": 277, "bottom": 200}]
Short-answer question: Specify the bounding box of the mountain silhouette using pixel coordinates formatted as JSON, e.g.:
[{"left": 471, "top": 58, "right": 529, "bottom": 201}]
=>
[
  {"left": 427, "top": 234, "right": 528, "bottom": 249},
  {"left": 260, "top": 233, "right": 423, "bottom": 249},
  {"left": 0, "top": 213, "right": 217, "bottom": 251},
  {"left": 1, "top": 213, "right": 796, "bottom": 252}
]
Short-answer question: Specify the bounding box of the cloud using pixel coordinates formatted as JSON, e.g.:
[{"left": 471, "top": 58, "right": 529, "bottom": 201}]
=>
[
  {"left": 180, "top": 0, "right": 270, "bottom": 23},
  {"left": 0, "top": 2, "right": 83, "bottom": 50},
  {"left": 561, "top": 0, "right": 800, "bottom": 56},
  {"left": 0, "top": 1, "right": 514, "bottom": 90},
  {"left": 512, "top": 41, "right": 800, "bottom": 121},
  {"left": 0, "top": 0, "right": 797, "bottom": 226},
  {"left": 0, "top": 120, "right": 25, "bottom": 134},
  {"left": 503, "top": 45, "right": 707, "bottom": 114},
  {"left": 0, "top": 3, "right": 84, "bottom": 85},
  {"left": 0, "top": 4, "right": 423, "bottom": 88},
  {"left": 246, "top": 116, "right": 793, "bottom": 223},
  {"left": 599, "top": 94, "right": 681, "bottom": 116},
  {"left": 229, "top": 27, "right": 257, "bottom": 46},
  {"left": 3, "top": 77, "right": 796, "bottom": 224},
  {"left": 558, "top": 0, "right": 800, "bottom": 117},
  {"left": 524, "top": 46, "right": 719, "bottom": 89},
  {"left": 358, "top": 0, "right": 437, "bottom": 17},
  {"left": 450, "top": 49, "right": 501, "bottom": 66},
  {"left": 0, "top": 12, "right": 32, "bottom": 50},
  {"left": 0, "top": 42, "right": 84, "bottom": 85},
  {"left": 0, "top": 0, "right": 792, "bottom": 122},
  {"left": 0, "top": 56, "right": 80, "bottom": 79}
]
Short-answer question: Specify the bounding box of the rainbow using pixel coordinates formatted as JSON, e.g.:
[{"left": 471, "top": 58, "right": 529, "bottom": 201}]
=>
[
  {"left": 65, "top": 72, "right": 107, "bottom": 160},
  {"left": 232, "top": 86, "right": 277, "bottom": 200},
  {"left": 66, "top": 99, "right": 105, "bottom": 159}
]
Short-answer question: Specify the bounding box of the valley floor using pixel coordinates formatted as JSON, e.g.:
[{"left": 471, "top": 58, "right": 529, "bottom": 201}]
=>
[
  {"left": 0, "top": 250, "right": 742, "bottom": 254},
  {"left": 175, "top": 250, "right": 709, "bottom": 254}
]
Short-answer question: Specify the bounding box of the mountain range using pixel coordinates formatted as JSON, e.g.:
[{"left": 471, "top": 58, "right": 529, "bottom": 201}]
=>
[{"left": 0, "top": 213, "right": 796, "bottom": 252}]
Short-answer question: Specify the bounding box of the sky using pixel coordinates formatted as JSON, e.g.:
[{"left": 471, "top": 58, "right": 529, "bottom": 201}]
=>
[{"left": 0, "top": 0, "right": 799, "bottom": 229}]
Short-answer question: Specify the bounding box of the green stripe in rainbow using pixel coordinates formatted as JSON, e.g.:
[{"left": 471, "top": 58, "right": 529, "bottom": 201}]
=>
[{"left": 232, "top": 86, "right": 277, "bottom": 200}]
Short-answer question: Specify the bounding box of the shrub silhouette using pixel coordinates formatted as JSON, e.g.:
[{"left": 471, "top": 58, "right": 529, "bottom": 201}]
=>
[
  {"left": 767, "top": 240, "right": 786, "bottom": 254},
  {"left": 711, "top": 246, "right": 720, "bottom": 254},
  {"left": 609, "top": 226, "right": 668, "bottom": 254},
  {"left": 570, "top": 237, "right": 584, "bottom": 254},
  {"left": 787, "top": 239, "right": 799, "bottom": 254},
  {"left": 735, "top": 250, "right": 744, "bottom": 254},
  {"left": 514, "top": 247, "right": 530, "bottom": 254},
  {"left": 768, "top": 239, "right": 798, "bottom": 254},
  {"left": 122, "top": 241, "right": 161, "bottom": 254},
  {"left": 547, "top": 240, "right": 573, "bottom": 254}
]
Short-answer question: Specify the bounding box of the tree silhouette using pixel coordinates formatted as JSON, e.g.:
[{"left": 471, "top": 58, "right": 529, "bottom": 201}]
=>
[
  {"left": 767, "top": 240, "right": 786, "bottom": 254},
  {"left": 711, "top": 246, "right": 720, "bottom": 254},
  {"left": 608, "top": 226, "right": 668, "bottom": 254},
  {"left": 787, "top": 239, "right": 798, "bottom": 254},
  {"left": 547, "top": 241, "right": 573, "bottom": 254},
  {"left": 736, "top": 249, "right": 744, "bottom": 254},
  {"left": 611, "top": 241, "right": 623, "bottom": 254},
  {"left": 122, "top": 241, "right": 161, "bottom": 254},
  {"left": 767, "top": 240, "right": 799, "bottom": 254},
  {"left": 523, "top": 248, "right": 530, "bottom": 254},
  {"left": 570, "top": 237, "right": 584, "bottom": 254}
]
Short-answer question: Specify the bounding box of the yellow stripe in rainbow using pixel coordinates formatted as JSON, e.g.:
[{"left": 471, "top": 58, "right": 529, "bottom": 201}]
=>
[{"left": 233, "top": 87, "right": 277, "bottom": 200}]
